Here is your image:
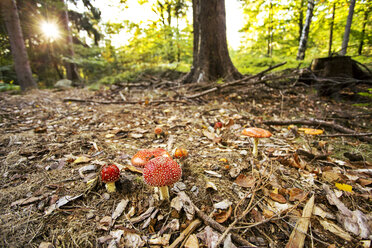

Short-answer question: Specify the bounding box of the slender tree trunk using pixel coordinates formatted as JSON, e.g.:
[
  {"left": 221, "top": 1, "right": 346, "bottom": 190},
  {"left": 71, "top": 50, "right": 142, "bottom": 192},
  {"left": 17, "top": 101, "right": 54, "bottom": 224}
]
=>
[
  {"left": 182, "top": 0, "right": 241, "bottom": 83},
  {"left": 298, "top": 0, "right": 305, "bottom": 43},
  {"left": 340, "top": 0, "right": 356, "bottom": 56},
  {"left": 267, "top": 1, "right": 273, "bottom": 57},
  {"left": 328, "top": 3, "right": 336, "bottom": 56},
  {"left": 296, "top": 0, "right": 315, "bottom": 60},
  {"left": 358, "top": 9, "right": 369, "bottom": 55},
  {"left": 60, "top": 0, "right": 80, "bottom": 81},
  {"left": 1, "top": 0, "right": 37, "bottom": 91}
]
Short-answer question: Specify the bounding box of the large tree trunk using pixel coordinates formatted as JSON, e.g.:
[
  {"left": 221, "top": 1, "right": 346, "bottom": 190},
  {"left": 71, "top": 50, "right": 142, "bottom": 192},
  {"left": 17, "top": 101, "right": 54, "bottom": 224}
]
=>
[
  {"left": 60, "top": 0, "right": 80, "bottom": 81},
  {"left": 298, "top": 0, "right": 305, "bottom": 43},
  {"left": 328, "top": 3, "right": 336, "bottom": 56},
  {"left": 1, "top": 0, "right": 37, "bottom": 91},
  {"left": 296, "top": 0, "right": 315, "bottom": 60},
  {"left": 182, "top": 0, "right": 242, "bottom": 83},
  {"left": 340, "top": 0, "right": 356, "bottom": 56}
]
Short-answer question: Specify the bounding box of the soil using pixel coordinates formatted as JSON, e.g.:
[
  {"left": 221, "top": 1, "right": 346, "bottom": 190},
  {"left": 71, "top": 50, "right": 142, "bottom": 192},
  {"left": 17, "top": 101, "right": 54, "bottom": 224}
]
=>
[{"left": 0, "top": 77, "right": 371, "bottom": 248}]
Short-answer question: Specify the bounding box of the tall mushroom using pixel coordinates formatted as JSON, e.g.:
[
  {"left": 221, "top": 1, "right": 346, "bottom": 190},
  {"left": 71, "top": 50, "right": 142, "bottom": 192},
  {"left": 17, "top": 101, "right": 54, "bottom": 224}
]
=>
[
  {"left": 101, "top": 164, "right": 120, "bottom": 193},
  {"left": 131, "top": 148, "right": 171, "bottom": 167},
  {"left": 143, "top": 156, "right": 182, "bottom": 201},
  {"left": 242, "top": 127, "right": 272, "bottom": 157}
]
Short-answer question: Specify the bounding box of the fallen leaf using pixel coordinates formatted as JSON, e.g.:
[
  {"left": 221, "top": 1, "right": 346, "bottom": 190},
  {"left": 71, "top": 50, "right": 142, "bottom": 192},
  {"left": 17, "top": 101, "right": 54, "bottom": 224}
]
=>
[
  {"left": 112, "top": 199, "right": 129, "bottom": 220},
  {"left": 262, "top": 209, "right": 275, "bottom": 218},
  {"left": 202, "top": 130, "right": 216, "bottom": 140},
  {"left": 289, "top": 188, "right": 307, "bottom": 202},
  {"left": 205, "top": 181, "right": 217, "bottom": 191},
  {"left": 318, "top": 219, "right": 352, "bottom": 241},
  {"left": 358, "top": 178, "right": 372, "bottom": 187},
  {"left": 148, "top": 234, "right": 171, "bottom": 245},
  {"left": 184, "top": 234, "right": 199, "bottom": 248},
  {"left": 213, "top": 205, "right": 232, "bottom": 223},
  {"left": 335, "top": 183, "right": 352, "bottom": 192},
  {"left": 234, "top": 174, "right": 255, "bottom": 188},
  {"left": 270, "top": 192, "right": 287, "bottom": 204},
  {"left": 72, "top": 156, "right": 91, "bottom": 164},
  {"left": 322, "top": 171, "right": 342, "bottom": 183},
  {"left": 204, "top": 170, "right": 222, "bottom": 178},
  {"left": 130, "top": 133, "right": 143, "bottom": 139},
  {"left": 213, "top": 199, "right": 232, "bottom": 210}
]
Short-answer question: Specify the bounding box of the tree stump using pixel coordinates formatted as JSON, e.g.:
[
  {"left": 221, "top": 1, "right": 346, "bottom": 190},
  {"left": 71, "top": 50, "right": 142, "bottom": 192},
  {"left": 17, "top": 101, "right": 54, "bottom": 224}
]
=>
[{"left": 311, "top": 56, "right": 353, "bottom": 78}]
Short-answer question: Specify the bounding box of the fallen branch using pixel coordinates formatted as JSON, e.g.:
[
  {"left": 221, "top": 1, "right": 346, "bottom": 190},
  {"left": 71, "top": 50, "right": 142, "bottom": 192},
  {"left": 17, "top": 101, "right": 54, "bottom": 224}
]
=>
[
  {"left": 320, "top": 132, "right": 372, "bottom": 137},
  {"left": 168, "top": 219, "right": 201, "bottom": 248},
  {"left": 186, "top": 62, "right": 287, "bottom": 99},
  {"left": 263, "top": 118, "right": 372, "bottom": 143},
  {"left": 63, "top": 98, "right": 188, "bottom": 105}
]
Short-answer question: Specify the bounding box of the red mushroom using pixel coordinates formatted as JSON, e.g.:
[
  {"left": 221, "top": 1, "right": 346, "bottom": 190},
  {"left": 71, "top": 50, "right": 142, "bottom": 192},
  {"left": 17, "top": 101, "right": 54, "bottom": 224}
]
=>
[
  {"left": 131, "top": 148, "right": 171, "bottom": 167},
  {"left": 154, "top": 126, "right": 164, "bottom": 139},
  {"left": 214, "top": 122, "right": 223, "bottom": 135},
  {"left": 143, "top": 156, "right": 182, "bottom": 201},
  {"left": 101, "top": 164, "right": 120, "bottom": 193},
  {"left": 242, "top": 127, "right": 272, "bottom": 157}
]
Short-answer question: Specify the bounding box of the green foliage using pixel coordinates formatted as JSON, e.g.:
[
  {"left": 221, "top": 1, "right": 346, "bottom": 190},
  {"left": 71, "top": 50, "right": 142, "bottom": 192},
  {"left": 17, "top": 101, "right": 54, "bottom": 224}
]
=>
[{"left": 0, "top": 80, "right": 20, "bottom": 92}]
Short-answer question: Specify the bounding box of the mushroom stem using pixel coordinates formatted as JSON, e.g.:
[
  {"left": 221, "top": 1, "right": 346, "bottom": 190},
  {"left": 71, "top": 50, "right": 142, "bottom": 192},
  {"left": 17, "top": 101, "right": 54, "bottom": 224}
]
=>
[
  {"left": 158, "top": 186, "right": 170, "bottom": 200},
  {"left": 252, "top": 137, "right": 259, "bottom": 157},
  {"left": 105, "top": 182, "right": 116, "bottom": 193}
]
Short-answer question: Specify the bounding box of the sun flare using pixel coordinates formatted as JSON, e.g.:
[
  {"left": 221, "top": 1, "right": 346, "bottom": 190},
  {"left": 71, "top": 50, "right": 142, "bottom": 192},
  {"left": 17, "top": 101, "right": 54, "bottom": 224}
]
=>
[{"left": 41, "top": 22, "right": 60, "bottom": 41}]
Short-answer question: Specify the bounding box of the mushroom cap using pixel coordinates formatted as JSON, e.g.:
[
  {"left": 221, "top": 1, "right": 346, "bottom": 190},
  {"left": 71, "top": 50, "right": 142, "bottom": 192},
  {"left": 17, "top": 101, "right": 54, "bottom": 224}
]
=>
[
  {"left": 174, "top": 147, "right": 188, "bottom": 159},
  {"left": 214, "top": 122, "right": 223, "bottom": 129},
  {"left": 143, "top": 156, "right": 182, "bottom": 187},
  {"left": 154, "top": 126, "right": 163, "bottom": 135},
  {"left": 131, "top": 148, "right": 171, "bottom": 167},
  {"left": 242, "top": 127, "right": 272, "bottom": 138},
  {"left": 101, "top": 164, "right": 120, "bottom": 183}
]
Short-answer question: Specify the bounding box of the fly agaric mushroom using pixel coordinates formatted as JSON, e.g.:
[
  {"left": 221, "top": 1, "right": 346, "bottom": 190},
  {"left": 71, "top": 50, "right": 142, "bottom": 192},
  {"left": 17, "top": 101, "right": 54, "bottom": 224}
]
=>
[
  {"left": 242, "top": 127, "right": 272, "bottom": 157},
  {"left": 214, "top": 122, "right": 223, "bottom": 135},
  {"left": 143, "top": 156, "right": 182, "bottom": 200},
  {"left": 154, "top": 126, "right": 164, "bottom": 139},
  {"left": 174, "top": 147, "right": 188, "bottom": 159},
  {"left": 131, "top": 148, "right": 171, "bottom": 167},
  {"left": 101, "top": 164, "right": 120, "bottom": 193}
]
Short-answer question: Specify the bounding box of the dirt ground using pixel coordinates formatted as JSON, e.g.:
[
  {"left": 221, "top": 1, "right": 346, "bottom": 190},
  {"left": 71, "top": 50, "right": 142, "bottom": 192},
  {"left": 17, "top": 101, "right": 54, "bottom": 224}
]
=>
[{"left": 0, "top": 77, "right": 371, "bottom": 248}]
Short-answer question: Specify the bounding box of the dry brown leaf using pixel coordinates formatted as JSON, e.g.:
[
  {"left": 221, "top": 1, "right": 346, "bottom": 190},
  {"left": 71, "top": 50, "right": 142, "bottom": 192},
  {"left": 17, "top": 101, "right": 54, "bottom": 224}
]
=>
[
  {"left": 202, "top": 129, "right": 216, "bottom": 140},
  {"left": 184, "top": 234, "right": 199, "bottom": 248},
  {"left": 270, "top": 192, "right": 287, "bottom": 204},
  {"left": 72, "top": 156, "right": 91, "bottom": 164},
  {"left": 234, "top": 174, "right": 255, "bottom": 188},
  {"left": 213, "top": 205, "right": 232, "bottom": 223},
  {"left": 322, "top": 171, "right": 342, "bottom": 183},
  {"left": 358, "top": 178, "right": 372, "bottom": 187},
  {"left": 289, "top": 188, "right": 307, "bottom": 202},
  {"left": 262, "top": 209, "right": 275, "bottom": 218}
]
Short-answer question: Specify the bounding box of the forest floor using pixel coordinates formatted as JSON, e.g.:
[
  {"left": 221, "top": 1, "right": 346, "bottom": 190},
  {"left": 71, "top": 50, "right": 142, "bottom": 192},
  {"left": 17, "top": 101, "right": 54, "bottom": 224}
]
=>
[{"left": 0, "top": 71, "right": 371, "bottom": 248}]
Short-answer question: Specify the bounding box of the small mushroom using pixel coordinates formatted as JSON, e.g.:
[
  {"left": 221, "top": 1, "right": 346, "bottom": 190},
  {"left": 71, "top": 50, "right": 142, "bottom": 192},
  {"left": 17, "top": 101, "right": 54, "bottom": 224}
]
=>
[
  {"left": 174, "top": 147, "right": 188, "bottom": 159},
  {"left": 143, "top": 156, "right": 182, "bottom": 201},
  {"left": 242, "top": 127, "right": 272, "bottom": 157},
  {"left": 101, "top": 164, "right": 120, "bottom": 193},
  {"left": 131, "top": 148, "right": 171, "bottom": 167},
  {"left": 154, "top": 126, "right": 164, "bottom": 139},
  {"left": 214, "top": 122, "right": 223, "bottom": 135}
]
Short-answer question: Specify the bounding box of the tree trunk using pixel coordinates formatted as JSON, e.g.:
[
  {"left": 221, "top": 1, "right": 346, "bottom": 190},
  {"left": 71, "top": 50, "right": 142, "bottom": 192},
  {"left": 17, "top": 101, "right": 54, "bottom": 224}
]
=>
[
  {"left": 1, "top": 0, "right": 37, "bottom": 91},
  {"left": 328, "top": 3, "right": 336, "bottom": 56},
  {"left": 298, "top": 0, "right": 305, "bottom": 43},
  {"left": 340, "top": 0, "right": 356, "bottom": 56},
  {"left": 296, "top": 0, "right": 315, "bottom": 60},
  {"left": 182, "top": 0, "right": 242, "bottom": 83},
  {"left": 60, "top": 0, "right": 80, "bottom": 81},
  {"left": 358, "top": 9, "right": 369, "bottom": 55}
]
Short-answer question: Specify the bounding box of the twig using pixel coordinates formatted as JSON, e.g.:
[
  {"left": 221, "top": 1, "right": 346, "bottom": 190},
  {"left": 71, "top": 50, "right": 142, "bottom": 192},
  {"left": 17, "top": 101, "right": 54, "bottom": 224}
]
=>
[
  {"left": 186, "top": 62, "right": 287, "bottom": 99},
  {"left": 263, "top": 118, "right": 372, "bottom": 143},
  {"left": 181, "top": 192, "right": 257, "bottom": 247},
  {"left": 320, "top": 132, "right": 372, "bottom": 137},
  {"left": 168, "top": 219, "right": 201, "bottom": 248},
  {"left": 63, "top": 98, "right": 188, "bottom": 105}
]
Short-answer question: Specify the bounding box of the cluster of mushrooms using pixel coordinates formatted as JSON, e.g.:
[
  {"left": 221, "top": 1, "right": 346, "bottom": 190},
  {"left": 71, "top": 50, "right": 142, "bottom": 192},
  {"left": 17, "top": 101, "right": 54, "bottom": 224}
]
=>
[{"left": 100, "top": 126, "right": 272, "bottom": 201}]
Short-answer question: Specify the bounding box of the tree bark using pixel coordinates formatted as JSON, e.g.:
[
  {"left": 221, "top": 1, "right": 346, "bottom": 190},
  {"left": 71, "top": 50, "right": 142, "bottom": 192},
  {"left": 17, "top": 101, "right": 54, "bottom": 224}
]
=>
[
  {"left": 296, "top": 0, "right": 315, "bottom": 60},
  {"left": 340, "top": 0, "right": 356, "bottom": 56},
  {"left": 328, "top": 3, "right": 336, "bottom": 56},
  {"left": 60, "top": 0, "right": 80, "bottom": 81},
  {"left": 358, "top": 8, "right": 369, "bottom": 55},
  {"left": 298, "top": 0, "right": 305, "bottom": 43},
  {"left": 1, "top": 0, "right": 37, "bottom": 91},
  {"left": 182, "top": 0, "right": 242, "bottom": 83}
]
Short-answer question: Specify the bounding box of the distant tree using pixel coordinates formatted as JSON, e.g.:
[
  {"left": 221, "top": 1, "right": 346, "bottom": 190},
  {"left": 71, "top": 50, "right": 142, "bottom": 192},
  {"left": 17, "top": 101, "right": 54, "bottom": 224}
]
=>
[
  {"left": 297, "top": 0, "right": 315, "bottom": 60},
  {"left": 358, "top": 7, "right": 370, "bottom": 55},
  {"left": 328, "top": 2, "right": 336, "bottom": 56},
  {"left": 60, "top": 0, "right": 80, "bottom": 81},
  {"left": 340, "top": 0, "right": 356, "bottom": 55},
  {"left": 183, "top": 0, "right": 241, "bottom": 83},
  {"left": 1, "top": 0, "right": 37, "bottom": 91}
]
